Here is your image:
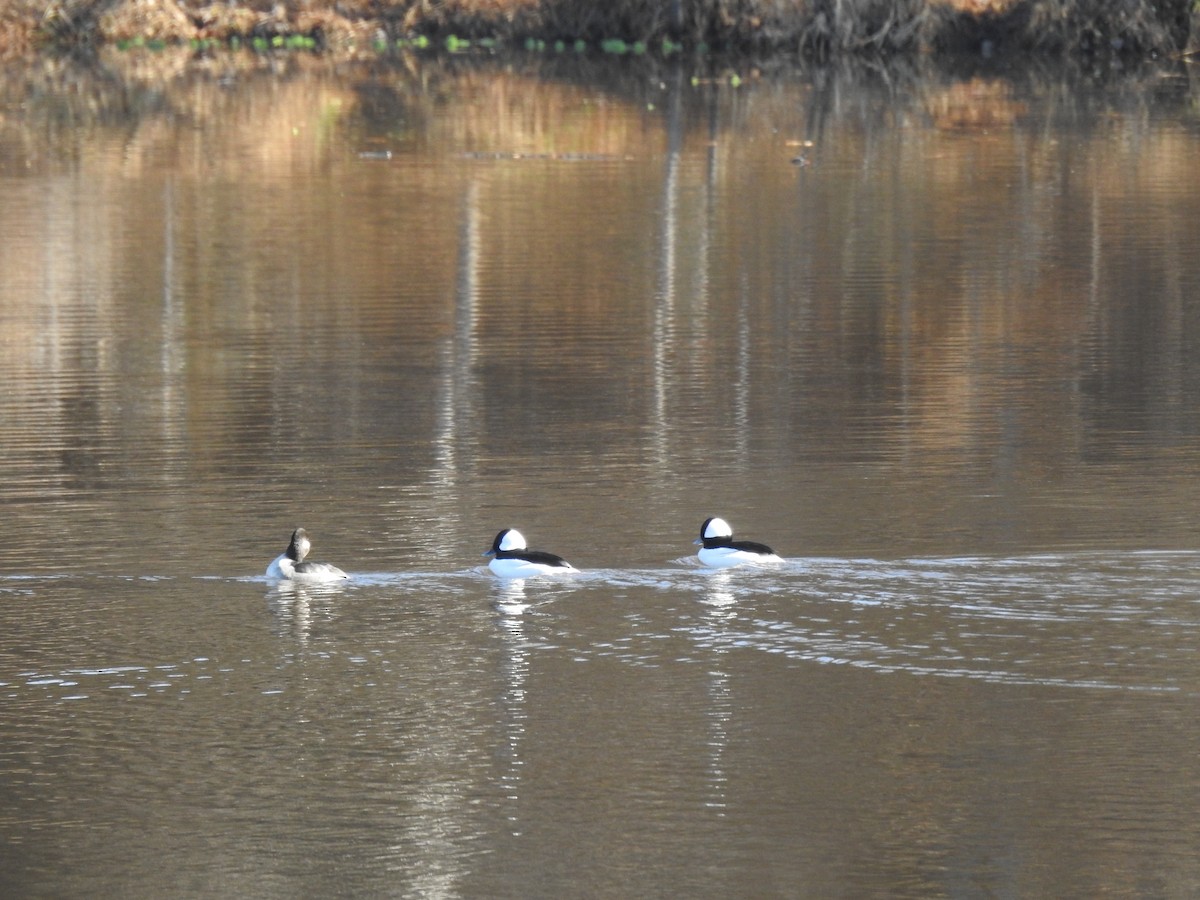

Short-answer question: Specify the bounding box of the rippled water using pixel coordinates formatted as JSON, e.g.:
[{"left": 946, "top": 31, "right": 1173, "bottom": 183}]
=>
[
  {"left": 2, "top": 51, "right": 1200, "bottom": 897},
  {"left": 4, "top": 554, "right": 1200, "bottom": 896}
]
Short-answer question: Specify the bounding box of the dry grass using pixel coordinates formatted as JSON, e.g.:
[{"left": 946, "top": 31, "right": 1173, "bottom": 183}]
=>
[{"left": 0, "top": 0, "right": 46, "bottom": 55}]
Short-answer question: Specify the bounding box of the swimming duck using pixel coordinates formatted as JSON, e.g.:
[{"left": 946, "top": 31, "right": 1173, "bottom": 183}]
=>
[
  {"left": 695, "top": 517, "right": 781, "bottom": 568},
  {"left": 484, "top": 528, "right": 576, "bottom": 578},
  {"left": 266, "top": 528, "right": 348, "bottom": 583}
]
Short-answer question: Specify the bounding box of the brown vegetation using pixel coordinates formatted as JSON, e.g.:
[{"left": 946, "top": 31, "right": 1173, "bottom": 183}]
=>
[{"left": 2, "top": 0, "right": 1197, "bottom": 59}]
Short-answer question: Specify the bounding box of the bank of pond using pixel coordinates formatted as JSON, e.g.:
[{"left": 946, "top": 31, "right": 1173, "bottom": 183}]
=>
[{"left": 5, "top": 0, "right": 1199, "bottom": 61}]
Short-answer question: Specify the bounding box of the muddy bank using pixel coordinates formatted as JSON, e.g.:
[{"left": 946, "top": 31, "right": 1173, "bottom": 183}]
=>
[{"left": 4, "top": 0, "right": 1199, "bottom": 60}]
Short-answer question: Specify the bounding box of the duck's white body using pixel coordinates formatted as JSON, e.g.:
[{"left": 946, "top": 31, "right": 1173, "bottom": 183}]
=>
[
  {"left": 695, "top": 517, "right": 781, "bottom": 569},
  {"left": 697, "top": 545, "right": 783, "bottom": 568},
  {"left": 266, "top": 528, "right": 348, "bottom": 583},
  {"left": 484, "top": 528, "right": 576, "bottom": 579}
]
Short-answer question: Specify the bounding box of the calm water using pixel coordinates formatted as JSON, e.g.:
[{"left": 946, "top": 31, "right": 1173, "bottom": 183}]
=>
[{"left": 2, "top": 49, "right": 1200, "bottom": 897}]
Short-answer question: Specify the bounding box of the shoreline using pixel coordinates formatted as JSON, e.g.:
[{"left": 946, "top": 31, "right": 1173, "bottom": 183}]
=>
[{"left": 4, "top": 0, "right": 1198, "bottom": 61}]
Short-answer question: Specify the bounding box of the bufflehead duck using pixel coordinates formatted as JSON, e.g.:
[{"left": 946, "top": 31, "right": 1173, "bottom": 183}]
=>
[
  {"left": 695, "top": 517, "right": 782, "bottom": 568},
  {"left": 266, "top": 528, "right": 348, "bottom": 583},
  {"left": 484, "top": 528, "right": 576, "bottom": 578}
]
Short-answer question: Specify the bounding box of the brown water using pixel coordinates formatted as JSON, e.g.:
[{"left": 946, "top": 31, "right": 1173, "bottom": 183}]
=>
[{"left": 2, "top": 50, "right": 1200, "bottom": 897}]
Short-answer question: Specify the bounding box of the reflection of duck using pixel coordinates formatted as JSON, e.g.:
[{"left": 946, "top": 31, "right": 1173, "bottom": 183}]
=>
[
  {"left": 695, "top": 517, "right": 781, "bottom": 568},
  {"left": 266, "top": 528, "right": 348, "bottom": 583},
  {"left": 484, "top": 528, "right": 576, "bottom": 578},
  {"left": 495, "top": 591, "right": 531, "bottom": 836},
  {"left": 699, "top": 570, "right": 737, "bottom": 816},
  {"left": 267, "top": 580, "right": 314, "bottom": 643},
  {"left": 701, "top": 568, "right": 738, "bottom": 610},
  {"left": 492, "top": 578, "right": 531, "bottom": 615}
]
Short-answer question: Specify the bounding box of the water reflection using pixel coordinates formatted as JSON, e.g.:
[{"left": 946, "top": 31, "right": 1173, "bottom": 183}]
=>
[
  {"left": 417, "top": 172, "right": 484, "bottom": 551},
  {"left": 491, "top": 576, "right": 532, "bottom": 616},
  {"left": 493, "top": 583, "right": 531, "bottom": 836},
  {"left": 700, "top": 568, "right": 739, "bottom": 611},
  {"left": 699, "top": 569, "right": 738, "bottom": 817},
  {"left": 266, "top": 578, "right": 353, "bottom": 643},
  {"left": 267, "top": 580, "right": 315, "bottom": 643}
]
